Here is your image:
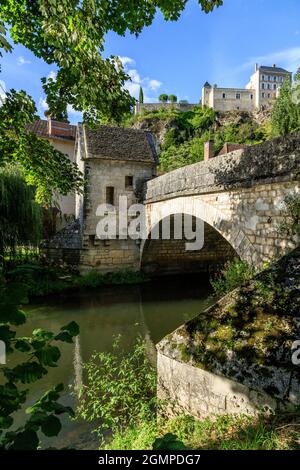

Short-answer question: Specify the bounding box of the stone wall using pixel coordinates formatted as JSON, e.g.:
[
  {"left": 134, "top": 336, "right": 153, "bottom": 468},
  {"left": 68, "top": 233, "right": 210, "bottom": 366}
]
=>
[
  {"left": 157, "top": 248, "right": 300, "bottom": 418},
  {"left": 144, "top": 132, "right": 300, "bottom": 266},
  {"left": 202, "top": 87, "right": 256, "bottom": 113},
  {"left": 79, "top": 158, "right": 155, "bottom": 272},
  {"left": 157, "top": 353, "right": 279, "bottom": 418},
  {"left": 135, "top": 102, "right": 196, "bottom": 115},
  {"left": 141, "top": 221, "right": 236, "bottom": 275}
]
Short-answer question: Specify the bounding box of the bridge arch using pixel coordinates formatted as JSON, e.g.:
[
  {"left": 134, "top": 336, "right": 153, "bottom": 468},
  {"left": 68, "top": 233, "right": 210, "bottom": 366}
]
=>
[{"left": 140, "top": 196, "right": 257, "bottom": 273}]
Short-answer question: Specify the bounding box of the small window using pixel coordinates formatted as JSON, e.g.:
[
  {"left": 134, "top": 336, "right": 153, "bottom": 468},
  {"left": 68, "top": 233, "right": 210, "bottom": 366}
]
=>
[
  {"left": 222, "top": 93, "right": 226, "bottom": 99},
  {"left": 273, "top": 84, "right": 277, "bottom": 90},
  {"left": 274, "top": 76, "right": 277, "bottom": 81},
  {"left": 262, "top": 83, "right": 265, "bottom": 89},
  {"left": 268, "top": 93, "right": 271, "bottom": 98},
  {"left": 251, "top": 94, "right": 253, "bottom": 100},
  {"left": 268, "top": 75, "right": 271, "bottom": 81},
  {"left": 106, "top": 186, "right": 114, "bottom": 205},
  {"left": 125, "top": 175, "right": 133, "bottom": 188},
  {"left": 262, "top": 75, "right": 265, "bottom": 80},
  {"left": 236, "top": 93, "right": 241, "bottom": 100},
  {"left": 267, "top": 83, "right": 271, "bottom": 89},
  {"left": 262, "top": 92, "right": 265, "bottom": 98}
]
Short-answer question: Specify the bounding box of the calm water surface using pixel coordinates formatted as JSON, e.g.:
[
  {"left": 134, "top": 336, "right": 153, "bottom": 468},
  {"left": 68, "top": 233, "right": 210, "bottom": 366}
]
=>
[{"left": 13, "top": 274, "right": 214, "bottom": 449}]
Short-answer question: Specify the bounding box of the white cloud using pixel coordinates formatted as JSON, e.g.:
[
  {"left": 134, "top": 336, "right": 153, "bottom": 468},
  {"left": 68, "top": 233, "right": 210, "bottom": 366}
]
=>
[
  {"left": 119, "top": 56, "right": 135, "bottom": 67},
  {"left": 120, "top": 58, "right": 163, "bottom": 102},
  {"left": 0, "top": 79, "right": 6, "bottom": 104},
  {"left": 17, "top": 56, "right": 31, "bottom": 66},
  {"left": 149, "top": 79, "right": 162, "bottom": 91},
  {"left": 38, "top": 96, "right": 82, "bottom": 120},
  {"left": 39, "top": 97, "right": 48, "bottom": 110},
  {"left": 47, "top": 70, "right": 57, "bottom": 81},
  {"left": 239, "top": 47, "right": 300, "bottom": 74}
]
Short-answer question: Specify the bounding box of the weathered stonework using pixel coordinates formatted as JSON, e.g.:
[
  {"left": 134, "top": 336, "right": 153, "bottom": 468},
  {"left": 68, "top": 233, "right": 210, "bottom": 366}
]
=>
[
  {"left": 76, "top": 125, "right": 157, "bottom": 272},
  {"left": 157, "top": 248, "right": 300, "bottom": 417},
  {"left": 143, "top": 132, "right": 300, "bottom": 267},
  {"left": 141, "top": 221, "right": 236, "bottom": 275}
]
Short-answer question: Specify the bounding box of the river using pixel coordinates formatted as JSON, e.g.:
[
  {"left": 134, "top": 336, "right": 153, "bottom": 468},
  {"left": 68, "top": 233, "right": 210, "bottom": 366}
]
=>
[{"left": 13, "top": 273, "right": 214, "bottom": 449}]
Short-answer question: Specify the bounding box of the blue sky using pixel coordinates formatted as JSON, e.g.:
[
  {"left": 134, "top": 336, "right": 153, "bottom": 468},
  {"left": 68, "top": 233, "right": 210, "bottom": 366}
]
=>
[{"left": 1, "top": 0, "right": 300, "bottom": 123}]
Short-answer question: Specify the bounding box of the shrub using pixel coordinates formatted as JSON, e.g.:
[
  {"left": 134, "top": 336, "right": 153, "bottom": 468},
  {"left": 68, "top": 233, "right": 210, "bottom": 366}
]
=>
[
  {"left": 74, "top": 336, "right": 157, "bottom": 441},
  {"left": 169, "top": 95, "right": 177, "bottom": 103},
  {"left": 76, "top": 268, "right": 146, "bottom": 288},
  {"left": 159, "top": 136, "right": 207, "bottom": 172},
  {"left": 159, "top": 94, "right": 168, "bottom": 103},
  {"left": 210, "top": 258, "right": 255, "bottom": 296}
]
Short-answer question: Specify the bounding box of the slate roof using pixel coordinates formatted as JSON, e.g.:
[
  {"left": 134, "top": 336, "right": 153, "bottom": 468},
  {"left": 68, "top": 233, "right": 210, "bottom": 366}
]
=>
[
  {"left": 203, "top": 81, "right": 212, "bottom": 88},
  {"left": 259, "top": 65, "right": 291, "bottom": 74},
  {"left": 81, "top": 124, "right": 158, "bottom": 164},
  {"left": 27, "top": 119, "right": 76, "bottom": 140}
]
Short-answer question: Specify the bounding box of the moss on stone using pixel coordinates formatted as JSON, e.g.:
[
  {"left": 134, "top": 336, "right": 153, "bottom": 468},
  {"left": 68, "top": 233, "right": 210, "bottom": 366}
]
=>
[{"left": 158, "top": 247, "right": 300, "bottom": 399}]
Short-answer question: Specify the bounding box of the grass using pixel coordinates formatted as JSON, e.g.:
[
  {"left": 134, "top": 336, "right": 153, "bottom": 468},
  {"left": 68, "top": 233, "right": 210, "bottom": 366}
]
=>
[{"left": 104, "top": 412, "right": 300, "bottom": 450}]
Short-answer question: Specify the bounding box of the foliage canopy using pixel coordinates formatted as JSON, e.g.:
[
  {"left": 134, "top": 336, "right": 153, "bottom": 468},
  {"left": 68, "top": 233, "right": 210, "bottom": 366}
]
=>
[{"left": 0, "top": 0, "right": 223, "bottom": 123}]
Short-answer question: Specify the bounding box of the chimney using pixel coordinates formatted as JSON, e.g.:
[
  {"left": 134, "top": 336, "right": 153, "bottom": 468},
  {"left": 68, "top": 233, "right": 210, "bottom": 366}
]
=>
[
  {"left": 273, "top": 64, "right": 276, "bottom": 68},
  {"left": 47, "top": 117, "right": 72, "bottom": 139},
  {"left": 255, "top": 63, "right": 258, "bottom": 72},
  {"left": 204, "top": 141, "right": 214, "bottom": 161}
]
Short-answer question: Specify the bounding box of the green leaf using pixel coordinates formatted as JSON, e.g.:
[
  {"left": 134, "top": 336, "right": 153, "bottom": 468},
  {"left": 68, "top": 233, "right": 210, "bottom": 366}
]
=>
[
  {"left": 35, "top": 345, "right": 61, "bottom": 367},
  {"left": 41, "top": 415, "right": 62, "bottom": 437},
  {"left": 60, "top": 321, "right": 79, "bottom": 337},
  {"left": 8, "top": 429, "right": 39, "bottom": 450},
  {"left": 4, "top": 362, "right": 47, "bottom": 384},
  {"left": 15, "top": 339, "right": 31, "bottom": 352}
]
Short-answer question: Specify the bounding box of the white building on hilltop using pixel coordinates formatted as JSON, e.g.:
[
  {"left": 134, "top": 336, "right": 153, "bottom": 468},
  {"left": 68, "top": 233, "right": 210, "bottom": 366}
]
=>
[{"left": 202, "top": 64, "right": 292, "bottom": 112}]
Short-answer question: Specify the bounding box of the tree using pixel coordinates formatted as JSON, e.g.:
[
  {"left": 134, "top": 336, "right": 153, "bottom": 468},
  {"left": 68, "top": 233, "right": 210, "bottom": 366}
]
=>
[
  {"left": 0, "top": 89, "right": 83, "bottom": 205},
  {"left": 0, "top": 166, "right": 42, "bottom": 261},
  {"left": 0, "top": 1, "right": 223, "bottom": 124},
  {"left": 139, "top": 86, "right": 144, "bottom": 104},
  {"left": 159, "top": 94, "right": 169, "bottom": 103},
  {"left": 169, "top": 95, "right": 178, "bottom": 103},
  {"left": 271, "top": 77, "right": 300, "bottom": 136}
]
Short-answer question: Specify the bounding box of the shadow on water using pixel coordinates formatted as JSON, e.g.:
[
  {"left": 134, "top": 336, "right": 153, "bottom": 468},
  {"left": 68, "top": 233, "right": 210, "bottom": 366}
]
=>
[{"left": 12, "top": 273, "right": 213, "bottom": 449}]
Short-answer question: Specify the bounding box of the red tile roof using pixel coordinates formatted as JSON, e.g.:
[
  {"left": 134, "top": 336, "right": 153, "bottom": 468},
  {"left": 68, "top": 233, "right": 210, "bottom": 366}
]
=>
[{"left": 27, "top": 119, "right": 76, "bottom": 141}]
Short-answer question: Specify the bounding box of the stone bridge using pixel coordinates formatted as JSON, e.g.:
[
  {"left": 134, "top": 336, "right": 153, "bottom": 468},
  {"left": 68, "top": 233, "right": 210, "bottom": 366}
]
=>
[{"left": 141, "top": 132, "right": 300, "bottom": 273}]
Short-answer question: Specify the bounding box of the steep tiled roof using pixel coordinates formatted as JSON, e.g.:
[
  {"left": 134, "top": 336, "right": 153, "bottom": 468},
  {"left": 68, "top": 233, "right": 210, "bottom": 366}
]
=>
[
  {"left": 27, "top": 119, "right": 76, "bottom": 140},
  {"left": 82, "top": 124, "right": 158, "bottom": 164},
  {"left": 259, "top": 65, "right": 291, "bottom": 74}
]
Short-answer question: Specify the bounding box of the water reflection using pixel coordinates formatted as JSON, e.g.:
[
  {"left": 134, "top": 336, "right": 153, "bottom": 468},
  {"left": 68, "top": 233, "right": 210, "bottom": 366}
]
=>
[{"left": 15, "top": 273, "right": 213, "bottom": 448}]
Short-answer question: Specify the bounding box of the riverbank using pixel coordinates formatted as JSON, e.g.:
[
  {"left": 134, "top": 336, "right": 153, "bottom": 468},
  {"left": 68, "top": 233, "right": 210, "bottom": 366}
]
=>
[{"left": 5, "top": 262, "right": 149, "bottom": 299}]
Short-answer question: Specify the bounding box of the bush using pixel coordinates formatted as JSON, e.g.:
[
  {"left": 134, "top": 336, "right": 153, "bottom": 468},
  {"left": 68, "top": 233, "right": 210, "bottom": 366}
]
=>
[
  {"left": 7, "top": 263, "right": 71, "bottom": 297},
  {"left": 74, "top": 336, "right": 157, "bottom": 441},
  {"left": 210, "top": 258, "right": 255, "bottom": 296},
  {"left": 169, "top": 95, "right": 177, "bottom": 103},
  {"left": 159, "top": 136, "right": 208, "bottom": 172},
  {"left": 159, "top": 94, "right": 168, "bottom": 103},
  {"left": 76, "top": 268, "right": 146, "bottom": 288}
]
